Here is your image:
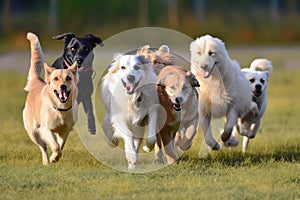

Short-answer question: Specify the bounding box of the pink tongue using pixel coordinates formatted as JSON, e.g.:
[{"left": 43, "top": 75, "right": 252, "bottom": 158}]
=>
[
  {"left": 201, "top": 70, "right": 209, "bottom": 78},
  {"left": 59, "top": 91, "right": 67, "bottom": 101},
  {"left": 126, "top": 82, "right": 135, "bottom": 93}
]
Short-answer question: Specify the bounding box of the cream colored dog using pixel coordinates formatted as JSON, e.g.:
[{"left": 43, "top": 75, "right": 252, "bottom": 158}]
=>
[
  {"left": 101, "top": 54, "right": 160, "bottom": 169},
  {"left": 234, "top": 58, "right": 273, "bottom": 152},
  {"left": 23, "top": 32, "right": 78, "bottom": 165},
  {"left": 190, "top": 35, "right": 258, "bottom": 150}
]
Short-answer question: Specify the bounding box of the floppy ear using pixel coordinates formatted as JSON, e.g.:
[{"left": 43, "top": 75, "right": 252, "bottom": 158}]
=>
[
  {"left": 137, "top": 45, "right": 150, "bottom": 54},
  {"left": 44, "top": 63, "right": 54, "bottom": 84},
  {"left": 186, "top": 71, "right": 200, "bottom": 87},
  {"left": 84, "top": 34, "right": 104, "bottom": 47},
  {"left": 156, "top": 76, "right": 166, "bottom": 88},
  {"left": 52, "top": 32, "right": 76, "bottom": 45},
  {"left": 158, "top": 45, "right": 170, "bottom": 52}
]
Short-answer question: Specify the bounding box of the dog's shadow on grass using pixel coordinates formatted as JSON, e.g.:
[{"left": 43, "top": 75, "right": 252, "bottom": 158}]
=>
[{"left": 179, "top": 144, "right": 300, "bottom": 167}]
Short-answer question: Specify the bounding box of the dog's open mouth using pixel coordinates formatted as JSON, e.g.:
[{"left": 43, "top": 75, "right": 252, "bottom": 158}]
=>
[
  {"left": 170, "top": 99, "right": 181, "bottom": 111},
  {"left": 54, "top": 90, "right": 71, "bottom": 103},
  {"left": 201, "top": 69, "right": 210, "bottom": 78},
  {"left": 253, "top": 90, "right": 262, "bottom": 97},
  {"left": 122, "top": 80, "right": 139, "bottom": 95}
]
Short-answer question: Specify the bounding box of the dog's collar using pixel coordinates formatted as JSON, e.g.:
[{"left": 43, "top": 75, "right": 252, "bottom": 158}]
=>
[{"left": 53, "top": 105, "right": 73, "bottom": 112}]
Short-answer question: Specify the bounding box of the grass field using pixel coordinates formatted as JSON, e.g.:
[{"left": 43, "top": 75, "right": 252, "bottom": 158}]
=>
[{"left": 0, "top": 48, "right": 300, "bottom": 200}]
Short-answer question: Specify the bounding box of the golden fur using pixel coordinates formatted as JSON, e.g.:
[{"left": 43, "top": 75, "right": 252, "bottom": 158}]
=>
[{"left": 23, "top": 32, "right": 78, "bottom": 165}]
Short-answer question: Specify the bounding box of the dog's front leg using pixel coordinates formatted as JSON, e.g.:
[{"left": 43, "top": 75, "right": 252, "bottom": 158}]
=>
[
  {"left": 143, "top": 109, "right": 158, "bottom": 152},
  {"left": 123, "top": 134, "right": 138, "bottom": 169},
  {"left": 221, "top": 108, "right": 238, "bottom": 143},
  {"left": 175, "top": 120, "right": 198, "bottom": 151},
  {"left": 200, "top": 115, "right": 220, "bottom": 150},
  {"left": 39, "top": 128, "right": 61, "bottom": 163}
]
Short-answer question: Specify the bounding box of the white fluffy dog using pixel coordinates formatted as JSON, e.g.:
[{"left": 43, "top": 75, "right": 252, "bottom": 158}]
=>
[
  {"left": 190, "top": 35, "right": 258, "bottom": 150},
  {"left": 235, "top": 58, "right": 273, "bottom": 152},
  {"left": 101, "top": 54, "right": 160, "bottom": 169}
]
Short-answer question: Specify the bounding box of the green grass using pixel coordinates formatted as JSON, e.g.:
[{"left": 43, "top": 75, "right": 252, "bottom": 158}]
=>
[{"left": 1, "top": 50, "right": 300, "bottom": 199}]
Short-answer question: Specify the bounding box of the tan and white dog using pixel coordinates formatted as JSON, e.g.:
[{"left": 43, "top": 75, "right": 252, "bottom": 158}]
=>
[
  {"left": 23, "top": 32, "right": 78, "bottom": 165},
  {"left": 190, "top": 35, "right": 258, "bottom": 150},
  {"left": 101, "top": 54, "right": 160, "bottom": 169},
  {"left": 155, "top": 66, "right": 200, "bottom": 164},
  {"left": 234, "top": 58, "right": 273, "bottom": 152}
]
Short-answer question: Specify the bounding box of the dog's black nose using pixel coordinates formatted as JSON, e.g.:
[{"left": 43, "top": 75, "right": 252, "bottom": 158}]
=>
[
  {"left": 127, "top": 74, "right": 135, "bottom": 82},
  {"left": 255, "top": 84, "right": 262, "bottom": 90},
  {"left": 60, "top": 84, "right": 67, "bottom": 91},
  {"left": 200, "top": 64, "right": 208, "bottom": 69},
  {"left": 76, "top": 58, "right": 84, "bottom": 65},
  {"left": 175, "top": 97, "right": 183, "bottom": 105}
]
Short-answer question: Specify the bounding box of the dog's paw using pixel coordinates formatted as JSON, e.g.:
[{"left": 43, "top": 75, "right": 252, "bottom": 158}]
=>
[
  {"left": 128, "top": 163, "right": 137, "bottom": 170},
  {"left": 212, "top": 142, "right": 220, "bottom": 150},
  {"left": 143, "top": 145, "right": 153, "bottom": 153},
  {"left": 88, "top": 127, "right": 96, "bottom": 135},
  {"left": 222, "top": 136, "right": 239, "bottom": 147},
  {"left": 50, "top": 151, "right": 62, "bottom": 163}
]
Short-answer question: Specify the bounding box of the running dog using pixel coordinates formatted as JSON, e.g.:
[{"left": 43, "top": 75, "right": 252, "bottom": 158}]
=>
[
  {"left": 23, "top": 32, "right": 78, "bottom": 165},
  {"left": 190, "top": 35, "right": 258, "bottom": 150},
  {"left": 155, "top": 66, "right": 200, "bottom": 164},
  {"left": 52, "top": 32, "right": 103, "bottom": 134},
  {"left": 234, "top": 58, "right": 273, "bottom": 152},
  {"left": 101, "top": 54, "right": 160, "bottom": 169}
]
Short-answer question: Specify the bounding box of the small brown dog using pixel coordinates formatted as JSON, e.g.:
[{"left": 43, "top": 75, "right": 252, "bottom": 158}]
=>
[
  {"left": 155, "top": 66, "right": 200, "bottom": 164},
  {"left": 23, "top": 32, "right": 78, "bottom": 165}
]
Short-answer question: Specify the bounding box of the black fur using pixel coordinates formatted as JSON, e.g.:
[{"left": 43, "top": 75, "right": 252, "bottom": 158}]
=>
[{"left": 52, "top": 32, "right": 103, "bottom": 134}]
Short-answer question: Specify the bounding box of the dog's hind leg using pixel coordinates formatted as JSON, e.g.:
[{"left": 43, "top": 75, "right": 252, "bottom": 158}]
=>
[{"left": 81, "top": 97, "right": 96, "bottom": 134}]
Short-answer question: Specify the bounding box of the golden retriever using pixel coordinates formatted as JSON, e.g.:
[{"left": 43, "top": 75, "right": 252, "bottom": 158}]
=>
[{"left": 23, "top": 32, "right": 78, "bottom": 165}]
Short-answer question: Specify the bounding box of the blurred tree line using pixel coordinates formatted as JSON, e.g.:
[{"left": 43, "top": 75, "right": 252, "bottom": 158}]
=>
[{"left": 1, "top": 0, "right": 300, "bottom": 49}]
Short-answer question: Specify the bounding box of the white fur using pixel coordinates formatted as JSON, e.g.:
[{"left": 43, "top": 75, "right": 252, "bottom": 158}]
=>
[
  {"left": 235, "top": 58, "right": 273, "bottom": 152},
  {"left": 101, "top": 54, "right": 159, "bottom": 169},
  {"left": 190, "top": 35, "right": 256, "bottom": 150}
]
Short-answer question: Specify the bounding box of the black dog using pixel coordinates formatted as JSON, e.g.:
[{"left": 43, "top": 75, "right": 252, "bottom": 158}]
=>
[{"left": 52, "top": 32, "right": 103, "bottom": 135}]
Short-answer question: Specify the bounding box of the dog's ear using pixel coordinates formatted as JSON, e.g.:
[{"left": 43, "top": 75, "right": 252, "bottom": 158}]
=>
[
  {"left": 186, "top": 71, "right": 200, "bottom": 87},
  {"left": 44, "top": 63, "right": 54, "bottom": 84},
  {"left": 52, "top": 32, "right": 76, "bottom": 45},
  {"left": 137, "top": 45, "right": 150, "bottom": 54},
  {"left": 68, "top": 62, "right": 79, "bottom": 83},
  {"left": 137, "top": 54, "right": 152, "bottom": 65},
  {"left": 84, "top": 34, "right": 104, "bottom": 47},
  {"left": 158, "top": 45, "right": 170, "bottom": 53}
]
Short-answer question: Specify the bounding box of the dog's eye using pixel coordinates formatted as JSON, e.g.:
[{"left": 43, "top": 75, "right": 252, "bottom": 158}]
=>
[
  {"left": 121, "top": 66, "right": 126, "bottom": 70},
  {"left": 66, "top": 76, "right": 72, "bottom": 81},
  {"left": 260, "top": 79, "right": 265, "bottom": 84},
  {"left": 71, "top": 47, "right": 76, "bottom": 52},
  {"left": 134, "top": 65, "right": 140, "bottom": 70},
  {"left": 54, "top": 77, "right": 59, "bottom": 81},
  {"left": 249, "top": 78, "right": 255, "bottom": 83},
  {"left": 208, "top": 51, "right": 215, "bottom": 56},
  {"left": 153, "top": 60, "right": 160, "bottom": 65}
]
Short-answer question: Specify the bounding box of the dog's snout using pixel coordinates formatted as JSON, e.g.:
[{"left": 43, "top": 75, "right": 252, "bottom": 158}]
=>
[
  {"left": 175, "top": 97, "right": 183, "bottom": 105},
  {"left": 60, "top": 84, "right": 67, "bottom": 91},
  {"left": 200, "top": 64, "right": 208, "bottom": 69},
  {"left": 127, "top": 74, "right": 135, "bottom": 82},
  {"left": 76, "top": 58, "right": 84, "bottom": 65},
  {"left": 255, "top": 84, "right": 262, "bottom": 90}
]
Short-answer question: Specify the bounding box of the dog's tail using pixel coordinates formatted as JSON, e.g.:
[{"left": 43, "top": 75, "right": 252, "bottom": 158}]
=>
[
  {"left": 250, "top": 58, "right": 273, "bottom": 73},
  {"left": 24, "top": 32, "right": 45, "bottom": 91}
]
